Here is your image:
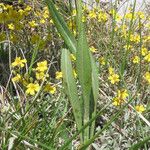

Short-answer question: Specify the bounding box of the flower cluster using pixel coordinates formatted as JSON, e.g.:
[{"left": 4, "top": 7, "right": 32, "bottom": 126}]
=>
[
  {"left": 113, "top": 89, "right": 128, "bottom": 106},
  {"left": 108, "top": 67, "right": 120, "bottom": 84},
  {"left": 11, "top": 57, "right": 58, "bottom": 96}
]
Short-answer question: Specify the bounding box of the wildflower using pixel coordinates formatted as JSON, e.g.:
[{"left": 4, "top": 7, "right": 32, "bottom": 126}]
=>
[
  {"left": 43, "top": 7, "right": 49, "bottom": 19},
  {"left": 18, "top": 9, "right": 24, "bottom": 15},
  {"left": 26, "top": 83, "right": 40, "bottom": 95},
  {"left": 36, "top": 72, "right": 49, "bottom": 80},
  {"left": 136, "top": 11, "right": 145, "bottom": 19},
  {"left": 115, "top": 14, "right": 122, "bottom": 22},
  {"left": 70, "top": 54, "right": 76, "bottom": 61},
  {"left": 130, "top": 34, "right": 140, "bottom": 43},
  {"left": 82, "top": 16, "right": 86, "bottom": 22},
  {"left": 141, "top": 47, "right": 148, "bottom": 56},
  {"left": 8, "top": 23, "right": 15, "bottom": 30},
  {"left": 133, "top": 56, "right": 140, "bottom": 64},
  {"left": 134, "top": 35, "right": 140, "bottom": 43},
  {"left": 24, "top": 5, "right": 32, "bottom": 12},
  {"left": 125, "top": 13, "right": 134, "bottom": 20},
  {"left": 36, "top": 60, "right": 48, "bottom": 72},
  {"left": 44, "top": 84, "right": 56, "bottom": 94},
  {"left": 12, "top": 74, "right": 21, "bottom": 82},
  {"left": 43, "top": 12, "right": 49, "bottom": 19},
  {"left": 99, "top": 57, "right": 106, "bottom": 65},
  {"left": 124, "top": 44, "right": 132, "bottom": 50},
  {"left": 40, "top": 19, "right": 46, "bottom": 24},
  {"left": 90, "top": 46, "right": 97, "bottom": 53},
  {"left": 72, "top": 9, "right": 76, "bottom": 16},
  {"left": 108, "top": 67, "right": 114, "bottom": 75},
  {"left": 144, "top": 52, "right": 150, "bottom": 62},
  {"left": 113, "top": 89, "right": 128, "bottom": 106},
  {"left": 0, "top": 3, "right": 7, "bottom": 11},
  {"left": 135, "top": 105, "right": 145, "bottom": 113},
  {"left": 29, "top": 20, "right": 38, "bottom": 28},
  {"left": 144, "top": 72, "right": 150, "bottom": 84},
  {"left": 50, "top": 19, "right": 54, "bottom": 24},
  {"left": 12, "top": 57, "right": 27, "bottom": 68},
  {"left": 108, "top": 73, "right": 120, "bottom": 84},
  {"left": 73, "top": 69, "right": 77, "bottom": 78},
  {"left": 88, "top": 10, "right": 97, "bottom": 19},
  {"left": 117, "top": 89, "right": 129, "bottom": 100},
  {"left": 113, "top": 97, "right": 124, "bottom": 106},
  {"left": 98, "top": 12, "right": 107, "bottom": 22},
  {"left": 55, "top": 71, "right": 63, "bottom": 80}
]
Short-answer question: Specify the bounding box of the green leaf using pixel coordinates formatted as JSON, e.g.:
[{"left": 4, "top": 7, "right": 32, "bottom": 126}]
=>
[
  {"left": 61, "top": 48, "right": 82, "bottom": 139},
  {"left": 76, "top": 0, "right": 92, "bottom": 141},
  {"left": 45, "top": 0, "right": 77, "bottom": 54},
  {"left": 90, "top": 55, "right": 99, "bottom": 137},
  {"left": 45, "top": 0, "right": 99, "bottom": 142}
]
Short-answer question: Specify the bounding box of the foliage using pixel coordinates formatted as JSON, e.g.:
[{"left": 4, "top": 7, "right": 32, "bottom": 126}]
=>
[{"left": 0, "top": 0, "right": 149, "bottom": 149}]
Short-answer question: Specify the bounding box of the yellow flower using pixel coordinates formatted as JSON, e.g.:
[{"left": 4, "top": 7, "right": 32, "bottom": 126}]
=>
[
  {"left": 113, "top": 89, "right": 128, "bottom": 106},
  {"left": 73, "top": 69, "right": 77, "bottom": 78},
  {"left": 125, "top": 13, "right": 134, "bottom": 20},
  {"left": 43, "top": 7, "right": 49, "bottom": 19},
  {"left": 26, "top": 83, "right": 40, "bottom": 95},
  {"left": 36, "top": 72, "right": 49, "bottom": 80},
  {"left": 12, "top": 57, "right": 27, "bottom": 68},
  {"left": 116, "top": 14, "right": 122, "bottom": 22},
  {"left": 43, "top": 13, "right": 49, "bottom": 19},
  {"left": 141, "top": 47, "right": 148, "bottom": 56},
  {"left": 49, "top": 19, "right": 53, "bottom": 24},
  {"left": 108, "top": 67, "right": 114, "bottom": 75},
  {"left": 136, "top": 11, "right": 145, "bottom": 19},
  {"left": 29, "top": 20, "right": 38, "bottom": 28},
  {"left": 70, "top": 54, "right": 76, "bottom": 61},
  {"left": 90, "top": 46, "right": 97, "bottom": 53},
  {"left": 55, "top": 71, "right": 63, "bottom": 80},
  {"left": 98, "top": 12, "right": 107, "bottom": 22},
  {"left": 18, "top": 9, "right": 24, "bottom": 15},
  {"left": 8, "top": 23, "right": 15, "bottom": 30},
  {"left": 144, "top": 52, "right": 150, "bottom": 62},
  {"left": 113, "top": 97, "right": 124, "bottom": 106},
  {"left": 40, "top": 19, "right": 46, "bottom": 24},
  {"left": 108, "top": 73, "right": 120, "bottom": 84},
  {"left": 88, "top": 10, "right": 97, "bottom": 19},
  {"left": 24, "top": 5, "right": 32, "bottom": 12},
  {"left": 36, "top": 60, "right": 48, "bottom": 72},
  {"left": 99, "top": 57, "right": 106, "bottom": 65},
  {"left": 44, "top": 84, "right": 56, "bottom": 94},
  {"left": 133, "top": 56, "right": 140, "bottom": 64},
  {"left": 82, "top": 16, "right": 86, "bottom": 22},
  {"left": 117, "top": 89, "right": 129, "bottom": 100},
  {"left": 123, "top": 44, "right": 132, "bottom": 50},
  {"left": 144, "top": 72, "right": 150, "bottom": 84},
  {"left": 135, "top": 105, "right": 145, "bottom": 113},
  {"left": 12, "top": 74, "right": 21, "bottom": 82},
  {"left": 72, "top": 9, "right": 76, "bottom": 16}
]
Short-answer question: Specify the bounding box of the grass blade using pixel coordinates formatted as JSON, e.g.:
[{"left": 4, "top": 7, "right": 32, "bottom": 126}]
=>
[{"left": 129, "top": 137, "right": 150, "bottom": 150}]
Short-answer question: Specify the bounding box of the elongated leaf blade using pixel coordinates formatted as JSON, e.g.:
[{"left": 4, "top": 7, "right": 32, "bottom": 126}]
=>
[
  {"left": 76, "top": 0, "right": 92, "bottom": 140},
  {"left": 45, "top": 0, "right": 99, "bottom": 141},
  {"left": 61, "top": 48, "right": 82, "bottom": 136},
  {"left": 90, "top": 55, "right": 99, "bottom": 137},
  {"left": 45, "top": 0, "right": 77, "bottom": 54}
]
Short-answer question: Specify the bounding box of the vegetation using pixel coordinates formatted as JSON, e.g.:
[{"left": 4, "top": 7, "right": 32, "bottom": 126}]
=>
[{"left": 0, "top": 0, "right": 149, "bottom": 149}]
